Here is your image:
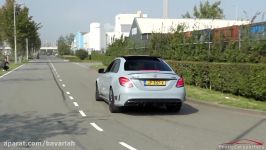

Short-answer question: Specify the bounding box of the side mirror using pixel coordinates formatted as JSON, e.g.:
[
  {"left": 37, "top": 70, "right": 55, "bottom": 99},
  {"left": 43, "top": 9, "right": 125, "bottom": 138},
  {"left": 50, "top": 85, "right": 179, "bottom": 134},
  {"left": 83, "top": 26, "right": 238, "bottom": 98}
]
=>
[{"left": 98, "top": 68, "right": 105, "bottom": 73}]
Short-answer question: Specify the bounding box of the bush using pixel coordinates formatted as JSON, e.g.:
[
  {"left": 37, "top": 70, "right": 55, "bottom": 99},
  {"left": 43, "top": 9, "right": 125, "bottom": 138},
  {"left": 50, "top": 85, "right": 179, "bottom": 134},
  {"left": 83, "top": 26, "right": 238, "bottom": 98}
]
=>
[
  {"left": 91, "top": 52, "right": 115, "bottom": 66},
  {"left": 75, "top": 49, "right": 88, "bottom": 60},
  {"left": 167, "top": 61, "right": 266, "bottom": 101}
]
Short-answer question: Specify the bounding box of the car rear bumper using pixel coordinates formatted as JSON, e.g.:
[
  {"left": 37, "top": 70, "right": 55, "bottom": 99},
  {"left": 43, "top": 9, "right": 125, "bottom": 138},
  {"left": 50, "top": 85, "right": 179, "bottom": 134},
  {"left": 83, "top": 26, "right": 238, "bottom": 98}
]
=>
[
  {"left": 124, "top": 98, "right": 182, "bottom": 107},
  {"left": 115, "top": 87, "right": 186, "bottom": 106}
]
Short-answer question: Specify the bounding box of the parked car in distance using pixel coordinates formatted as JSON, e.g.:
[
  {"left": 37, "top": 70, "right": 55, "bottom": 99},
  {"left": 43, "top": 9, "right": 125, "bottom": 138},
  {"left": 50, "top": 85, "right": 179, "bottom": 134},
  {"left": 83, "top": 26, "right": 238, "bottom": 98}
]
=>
[{"left": 95, "top": 56, "right": 186, "bottom": 113}]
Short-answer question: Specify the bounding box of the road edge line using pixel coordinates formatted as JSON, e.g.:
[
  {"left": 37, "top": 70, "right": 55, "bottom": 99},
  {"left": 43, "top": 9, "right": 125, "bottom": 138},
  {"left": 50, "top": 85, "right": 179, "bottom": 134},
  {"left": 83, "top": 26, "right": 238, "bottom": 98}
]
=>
[{"left": 0, "top": 64, "right": 25, "bottom": 79}]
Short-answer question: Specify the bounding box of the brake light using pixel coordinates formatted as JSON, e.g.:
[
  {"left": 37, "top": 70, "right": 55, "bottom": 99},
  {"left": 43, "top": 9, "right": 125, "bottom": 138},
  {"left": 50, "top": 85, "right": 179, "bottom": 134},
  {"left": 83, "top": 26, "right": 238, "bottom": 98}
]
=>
[
  {"left": 176, "top": 77, "right": 184, "bottom": 87},
  {"left": 119, "top": 77, "right": 133, "bottom": 88}
]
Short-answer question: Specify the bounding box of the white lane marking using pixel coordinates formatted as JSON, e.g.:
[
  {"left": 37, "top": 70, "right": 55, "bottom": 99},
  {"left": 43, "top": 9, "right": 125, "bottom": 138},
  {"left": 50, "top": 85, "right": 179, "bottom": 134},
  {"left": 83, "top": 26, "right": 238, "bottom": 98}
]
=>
[
  {"left": 119, "top": 142, "right": 137, "bottom": 150},
  {"left": 90, "top": 123, "right": 104, "bottom": 132},
  {"left": 50, "top": 62, "right": 57, "bottom": 72},
  {"left": 73, "top": 102, "right": 79, "bottom": 107},
  {"left": 69, "top": 96, "right": 74, "bottom": 100},
  {"left": 50, "top": 62, "right": 60, "bottom": 75},
  {"left": 62, "top": 84, "right": 66, "bottom": 87},
  {"left": 66, "top": 92, "right": 71, "bottom": 95},
  {"left": 0, "top": 64, "right": 25, "bottom": 79},
  {"left": 79, "top": 110, "right": 86, "bottom": 117},
  {"left": 50, "top": 63, "right": 62, "bottom": 82}
]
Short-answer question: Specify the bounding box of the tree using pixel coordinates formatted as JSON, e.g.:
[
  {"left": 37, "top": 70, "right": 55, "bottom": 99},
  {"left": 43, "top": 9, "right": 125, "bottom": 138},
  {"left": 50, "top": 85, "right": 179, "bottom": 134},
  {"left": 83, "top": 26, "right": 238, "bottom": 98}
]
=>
[
  {"left": 57, "top": 33, "right": 74, "bottom": 55},
  {"left": 106, "top": 38, "right": 129, "bottom": 56},
  {"left": 57, "top": 36, "right": 70, "bottom": 55},
  {"left": 0, "top": 8, "right": 4, "bottom": 45},
  {"left": 65, "top": 33, "right": 74, "bottom": 46},
  {"left": 75, "top": 49, "right": 88, "bottom": 60},
  {"left": 0, "top": 0, "right": 41, "bottom": 58},
  {"left": 182, "top": 0, "right": 224, "bottom": 19}
]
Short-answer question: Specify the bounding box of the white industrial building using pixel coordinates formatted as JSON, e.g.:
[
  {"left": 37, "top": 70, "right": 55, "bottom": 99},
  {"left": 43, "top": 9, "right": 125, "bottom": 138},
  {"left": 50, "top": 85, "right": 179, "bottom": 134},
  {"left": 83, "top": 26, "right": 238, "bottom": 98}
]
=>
[
  {"left": 129, "top": 18, "right": 250, "bottom": 49},
  {"left": 130, "top": 18, "right": 250, "bottom": 34},
  {"left": 89, "top": 23, "right": 101, "bottom": 52},
  {"left": 72, "top": 22, "right": 102, "bottom": 54},
  {"left": 83, "top": 32, "right": 90, "bottom": 51},
  {"left": 106, "top": 11, "right": 148, "bottom": 46}
]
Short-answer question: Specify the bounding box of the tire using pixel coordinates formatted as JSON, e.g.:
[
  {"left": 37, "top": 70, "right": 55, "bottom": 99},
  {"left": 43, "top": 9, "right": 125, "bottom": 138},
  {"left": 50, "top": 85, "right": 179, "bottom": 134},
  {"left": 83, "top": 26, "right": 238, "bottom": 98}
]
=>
[
  {"left": 95, "top": 83, "right": 101, "bottom": 101},
  {"left": 109, "top": 88, "right": 120, "bottom": 113},
  {"left": 166, "top": 103, "right": 182, "bottom": 113}
]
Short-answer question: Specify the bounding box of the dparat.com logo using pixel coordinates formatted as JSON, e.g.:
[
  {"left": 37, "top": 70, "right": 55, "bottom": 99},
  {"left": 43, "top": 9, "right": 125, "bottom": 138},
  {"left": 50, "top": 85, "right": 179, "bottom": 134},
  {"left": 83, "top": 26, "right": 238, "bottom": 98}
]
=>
[{"left": 218, "top": 139, "right": 264, "bottom": 150}]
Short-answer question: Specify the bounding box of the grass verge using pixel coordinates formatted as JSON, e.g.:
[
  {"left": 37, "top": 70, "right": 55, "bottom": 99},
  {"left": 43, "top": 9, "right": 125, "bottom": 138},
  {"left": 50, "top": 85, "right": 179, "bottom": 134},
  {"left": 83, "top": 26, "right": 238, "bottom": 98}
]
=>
[{"left": 186, "top": 85, "right": 266, "bottom": 111}]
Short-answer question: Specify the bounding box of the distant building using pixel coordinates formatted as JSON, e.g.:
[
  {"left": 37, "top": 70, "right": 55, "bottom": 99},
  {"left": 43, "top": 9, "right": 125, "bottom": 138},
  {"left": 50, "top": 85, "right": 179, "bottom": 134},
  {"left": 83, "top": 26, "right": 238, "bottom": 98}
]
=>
[
  {"left": 106, "top": 11, "right": 148, "bottom": 46},
  {"left": 73, "top": 32, "right": 86, "bottom": 52},
  {"left": 129, "top": 18, "right": 250, "bottom": 49},
  {"left": 83, "top": 32, "right": 90, "bottom": 51},
  {"left": 72, "top": 22, "right": 102, "bottom": 53},
  {"left": 89, "top": 22, "right": 101, "bottom": 52}
]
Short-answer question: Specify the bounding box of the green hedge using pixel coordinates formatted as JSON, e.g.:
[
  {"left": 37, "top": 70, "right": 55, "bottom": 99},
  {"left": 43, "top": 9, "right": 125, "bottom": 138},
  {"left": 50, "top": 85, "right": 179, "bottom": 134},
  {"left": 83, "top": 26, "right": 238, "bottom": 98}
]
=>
[
  {"left": 168, "top": 61, "right": 266, "bottom": 101},
  {"left": 75, "top": 49, "right": 88, "bottom": 60},
  {"left": 91, "top": 52, "right": 114, "bottom": 66}
]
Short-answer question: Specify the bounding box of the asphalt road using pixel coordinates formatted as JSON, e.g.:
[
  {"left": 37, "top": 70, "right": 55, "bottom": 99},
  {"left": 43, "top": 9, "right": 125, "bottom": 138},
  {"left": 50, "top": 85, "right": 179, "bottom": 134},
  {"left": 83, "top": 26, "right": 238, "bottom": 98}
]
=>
[{"left": 0, "top": 55, "right": 265, "bottom": 150}]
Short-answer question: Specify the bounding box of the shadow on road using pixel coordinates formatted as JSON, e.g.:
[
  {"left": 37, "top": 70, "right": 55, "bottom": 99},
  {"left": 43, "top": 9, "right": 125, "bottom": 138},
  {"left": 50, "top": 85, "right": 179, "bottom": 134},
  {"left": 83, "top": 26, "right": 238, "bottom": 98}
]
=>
[
  {"left": 0, "top": 112, "right": 87, "bottom": 145},
  {"left": 0, "top": 78, "right": 46, "bottom": 83},
  {"left": 123, "top": 103, "right": 198, "bottom": 116}
]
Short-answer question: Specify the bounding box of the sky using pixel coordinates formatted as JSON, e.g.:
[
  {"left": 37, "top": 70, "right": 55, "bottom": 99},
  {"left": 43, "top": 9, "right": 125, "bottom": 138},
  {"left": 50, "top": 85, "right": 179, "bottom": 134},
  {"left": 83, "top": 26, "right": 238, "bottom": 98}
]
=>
[{"left": 0, "top": 0, "right": 266, "bottom": 43}]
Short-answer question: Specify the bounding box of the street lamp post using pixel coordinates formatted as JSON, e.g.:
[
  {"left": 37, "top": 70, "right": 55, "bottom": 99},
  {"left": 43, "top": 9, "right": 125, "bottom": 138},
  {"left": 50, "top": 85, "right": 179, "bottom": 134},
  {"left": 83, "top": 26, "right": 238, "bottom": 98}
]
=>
[
  {"left": 13, "top": 0, "right": 17, "bottom": 64},
  {"left": 26, "top": 38, "right": 28, "bottom": 60}
]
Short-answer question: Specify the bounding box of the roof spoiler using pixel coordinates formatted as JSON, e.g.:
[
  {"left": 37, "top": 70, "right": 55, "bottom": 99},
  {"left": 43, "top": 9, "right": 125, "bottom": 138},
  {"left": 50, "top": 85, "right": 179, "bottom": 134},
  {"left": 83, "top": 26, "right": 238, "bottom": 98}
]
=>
[{"left": 120, "top": 55, "right": 161, "bottom": 59}]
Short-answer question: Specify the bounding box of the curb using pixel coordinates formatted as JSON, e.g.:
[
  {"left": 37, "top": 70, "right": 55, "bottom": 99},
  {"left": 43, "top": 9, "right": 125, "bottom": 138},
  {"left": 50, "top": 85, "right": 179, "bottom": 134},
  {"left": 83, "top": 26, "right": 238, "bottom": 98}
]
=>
[{"left": 186, "top": 97, "right": 266, "bottom": 117}]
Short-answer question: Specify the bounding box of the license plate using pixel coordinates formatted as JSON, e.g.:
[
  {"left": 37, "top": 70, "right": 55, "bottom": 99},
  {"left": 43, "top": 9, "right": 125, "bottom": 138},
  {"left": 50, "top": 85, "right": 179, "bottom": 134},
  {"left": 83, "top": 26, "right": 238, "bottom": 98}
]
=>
[{"left": 144, "top": 80, "right": 166, "bottom": 86}]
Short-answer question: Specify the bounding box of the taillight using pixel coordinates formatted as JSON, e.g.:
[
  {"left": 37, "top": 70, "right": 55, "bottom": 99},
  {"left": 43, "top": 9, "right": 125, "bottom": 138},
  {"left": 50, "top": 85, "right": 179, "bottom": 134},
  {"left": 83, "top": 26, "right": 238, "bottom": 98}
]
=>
[
  {"left": 176, "top": 77, "right": 184, "bottom": 87},
  {"left": 119, "top": 77, "right": 133, "bottom": 88}
]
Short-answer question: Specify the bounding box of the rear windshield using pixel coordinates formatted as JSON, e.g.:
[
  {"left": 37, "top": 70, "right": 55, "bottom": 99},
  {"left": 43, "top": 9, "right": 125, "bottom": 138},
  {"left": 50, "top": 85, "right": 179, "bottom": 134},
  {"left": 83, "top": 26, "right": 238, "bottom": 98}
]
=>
[{"left": 124, "top": 57, "right": 172, "bottom": 71}]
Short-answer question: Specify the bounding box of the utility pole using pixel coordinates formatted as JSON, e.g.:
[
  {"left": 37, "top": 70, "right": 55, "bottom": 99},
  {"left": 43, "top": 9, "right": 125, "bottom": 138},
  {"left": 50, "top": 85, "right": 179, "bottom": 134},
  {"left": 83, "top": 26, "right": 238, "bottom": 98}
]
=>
[
  {"left": 235, "top": 5, "right": 238, "bottom": 20},
  {"left": 239, "top": 29, "right": 241, "bottom": 50},
  {"left": 13, "top": 0, "right": 17, "bottom": 64},
  {"left": 208, "top": 29, "right": 211, "bottom": 58},
  {"left": 26, "top": 38, "right": 28, "bottom": 60}
]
